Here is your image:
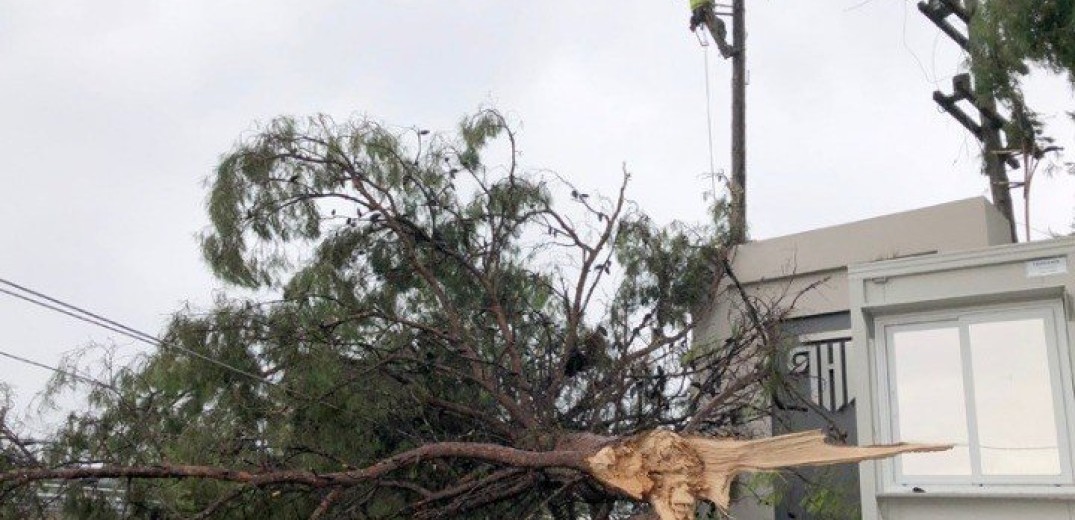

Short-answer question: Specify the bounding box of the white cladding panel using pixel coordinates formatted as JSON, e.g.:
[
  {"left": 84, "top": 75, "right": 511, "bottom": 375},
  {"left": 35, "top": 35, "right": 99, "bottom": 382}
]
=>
[
  {"left": 850, "top": 237, "right": 1075, "bottom": 520},
  {"left": 879, "top": 498, "right": 1075, "bottom": 519}
]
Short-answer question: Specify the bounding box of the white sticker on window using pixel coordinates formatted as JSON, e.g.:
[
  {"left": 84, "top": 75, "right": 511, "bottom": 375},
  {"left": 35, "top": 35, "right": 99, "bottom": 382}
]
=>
[{"left": 1026, "top": 257, "right": 1068, "bottom": 278}]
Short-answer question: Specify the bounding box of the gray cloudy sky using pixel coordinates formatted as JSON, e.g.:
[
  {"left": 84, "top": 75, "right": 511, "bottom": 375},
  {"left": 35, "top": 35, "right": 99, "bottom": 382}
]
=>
[{"left": 1, "top": 0, "right": 1073, "bottom": 430}]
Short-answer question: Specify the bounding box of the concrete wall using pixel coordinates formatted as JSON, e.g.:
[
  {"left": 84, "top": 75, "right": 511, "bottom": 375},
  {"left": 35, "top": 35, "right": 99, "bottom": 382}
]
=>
[
  {"left": 698, "top": 197, "right": 1012, "bottom": 346},
  {"left": 772, "top": 313, "right": 860, "bottom": 520},
  {"left": 731, "top": 197, "right": 1011, "bottom": 286}
]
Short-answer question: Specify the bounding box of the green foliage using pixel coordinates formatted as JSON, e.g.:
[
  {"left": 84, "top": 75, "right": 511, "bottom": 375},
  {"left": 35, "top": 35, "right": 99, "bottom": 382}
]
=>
[
  {"left": 801, "top": 484, "right": 859, "bottom": 520},
  {"left": 19, "top": 109, "right": 742, "bottom": 518},
  {"left": 614, "top": 202, "right": 727, "bottom": 330},
  {"left": 971, "top": 0, "right": 1075, "bottom": 93},
  {"left": 969, "top": 0, "right": 1075, "bottom": 145}
]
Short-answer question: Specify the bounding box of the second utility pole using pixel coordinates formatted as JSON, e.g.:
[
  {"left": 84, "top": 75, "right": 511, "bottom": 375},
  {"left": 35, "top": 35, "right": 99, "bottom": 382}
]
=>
[{"left": 729, "top": 0, "right": 747, "bottom": 245}]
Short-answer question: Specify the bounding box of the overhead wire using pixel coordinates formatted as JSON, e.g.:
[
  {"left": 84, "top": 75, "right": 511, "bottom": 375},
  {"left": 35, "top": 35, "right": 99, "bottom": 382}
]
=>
[
  {"left": 0, "top": 280, "right": 268, "bottom": 385},
  {"left": 0, "top": 347, "right": 117, "bottom": 393},
  {"left": 0, "top": 278, "right": 159, "bottom": 343},
  {"left": 0, "top": 277, "right": 351, "bottom": 415},
  {"left": 0, "top": 287, "right": 146, "bottom": 343}
]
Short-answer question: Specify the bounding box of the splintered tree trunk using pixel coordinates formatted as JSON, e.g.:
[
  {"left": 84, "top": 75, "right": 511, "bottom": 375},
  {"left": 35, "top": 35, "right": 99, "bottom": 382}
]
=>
[{"left": 587, "top": 430, "right": 948, "bottom": 520}]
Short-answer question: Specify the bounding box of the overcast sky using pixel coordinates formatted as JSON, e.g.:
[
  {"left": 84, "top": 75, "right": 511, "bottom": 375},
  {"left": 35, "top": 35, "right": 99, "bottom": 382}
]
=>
[{"left": 1, "top": 0, "right": 1073, "bottom": 430}]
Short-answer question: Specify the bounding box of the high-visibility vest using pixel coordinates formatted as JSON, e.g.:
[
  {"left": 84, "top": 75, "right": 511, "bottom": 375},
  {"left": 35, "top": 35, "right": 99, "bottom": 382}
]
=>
[{"left": 690, "top": 0, "right": 713, "bottom": 10}]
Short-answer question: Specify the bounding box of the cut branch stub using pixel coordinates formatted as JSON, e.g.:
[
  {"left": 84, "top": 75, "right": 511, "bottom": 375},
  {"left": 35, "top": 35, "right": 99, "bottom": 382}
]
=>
[{"left": 586, "top": 429, "right": 950, "bottom": 520}]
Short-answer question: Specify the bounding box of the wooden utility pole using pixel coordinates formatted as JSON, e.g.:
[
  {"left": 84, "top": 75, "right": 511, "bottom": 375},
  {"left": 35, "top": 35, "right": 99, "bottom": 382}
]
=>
[
  {"left": 979, "top": 97, "right": 1018, "bottom": 242},
  {"left": 693, "top": 0, "right": 746, "bottom": 244},
  {"left": 919, "top": 0, "right": 1019, "bottom": 241},
  {"left": 728, "top": 0, "right": 747, "bottom": 245},
  {"left": 965, "top": 0, "right": 1017, "bottom": 242}
]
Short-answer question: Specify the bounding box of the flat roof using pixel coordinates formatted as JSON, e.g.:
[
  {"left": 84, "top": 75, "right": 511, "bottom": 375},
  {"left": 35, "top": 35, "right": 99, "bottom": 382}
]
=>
[{"left": 731, "top": 197, "right": 1013, "bottom": 284}]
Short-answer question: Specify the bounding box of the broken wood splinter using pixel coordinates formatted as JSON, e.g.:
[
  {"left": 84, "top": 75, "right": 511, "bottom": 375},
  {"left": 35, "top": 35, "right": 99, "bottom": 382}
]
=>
[{"left": 586, "top": 429, "right": 950, "bottom": 520}]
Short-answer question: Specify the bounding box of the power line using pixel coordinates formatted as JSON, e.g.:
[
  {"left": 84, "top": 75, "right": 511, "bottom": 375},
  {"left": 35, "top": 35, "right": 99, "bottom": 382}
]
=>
[
  {"left": 843, "top": 0, "right": 880, "bottom": 12},
  {"left": 0, "top": 347, "right": 117, "bottom": 393},
  {"left": 0, "top": 287, "right": 146, "bottom": 344},
  {"left": 0, "top": 277, "right": 350, "bottom": 415},
  {"left": 0, "top": 280, "right": 268, "bottom": 385},
  {"left": 0, "top": 278, "right": 158, "bottom": 343}
]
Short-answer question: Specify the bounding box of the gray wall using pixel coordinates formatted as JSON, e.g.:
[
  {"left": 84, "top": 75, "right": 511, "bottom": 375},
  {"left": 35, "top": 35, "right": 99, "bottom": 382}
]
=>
[{"left": 773, "top": 312, "right": 860, "bottom": 520}]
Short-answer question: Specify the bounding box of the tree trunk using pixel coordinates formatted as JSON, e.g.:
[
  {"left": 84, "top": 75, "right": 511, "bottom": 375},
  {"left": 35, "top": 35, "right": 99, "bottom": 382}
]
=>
[{"left": 587, "top": 430, "right": 948, "bottom": 520}]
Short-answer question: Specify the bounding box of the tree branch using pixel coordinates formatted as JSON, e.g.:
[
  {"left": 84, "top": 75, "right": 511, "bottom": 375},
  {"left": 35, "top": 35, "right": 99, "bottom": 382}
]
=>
[{"left": 0, "top": 443, "right": 588, "bottom": 489}]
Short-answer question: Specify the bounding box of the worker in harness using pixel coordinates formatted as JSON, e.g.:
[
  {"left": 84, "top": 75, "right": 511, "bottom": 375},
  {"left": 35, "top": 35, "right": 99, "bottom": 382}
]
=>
[{"left": 689, "top": 0, "right": 735, "bottom": 58}]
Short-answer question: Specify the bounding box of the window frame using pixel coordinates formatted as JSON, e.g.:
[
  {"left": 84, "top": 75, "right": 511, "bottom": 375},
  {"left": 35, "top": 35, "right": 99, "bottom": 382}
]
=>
[{"left": 874, "top": 300, "right": 1075, "bottom": 492}]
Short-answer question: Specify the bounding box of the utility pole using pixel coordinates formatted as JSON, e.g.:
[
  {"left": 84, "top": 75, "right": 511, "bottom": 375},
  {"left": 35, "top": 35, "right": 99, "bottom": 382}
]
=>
[
  {"left": 692, "top": 0, "right": 747, "bottom": 245},
  {"left": 728, "top": 0, "right": 746, "bottom": 245},
  {"left": 919, "top": 0, "right": 1019, "bottom": 241}
]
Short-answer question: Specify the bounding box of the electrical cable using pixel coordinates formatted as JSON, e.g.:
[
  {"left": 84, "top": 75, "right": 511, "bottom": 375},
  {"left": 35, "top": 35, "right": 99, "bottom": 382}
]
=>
[
  {"left": 0, "top": 347, "right": 117, "bottom": 392},
  {"left": 0, "top": 278, "right": 159, "bottom": 343},
  {"left": 0, "top": 277, "right": 350, "bottom": 414},
  {"left": 0, "top": 287, "right": 149, "bottom": 344},
  {"left": 0, "top": 282, "right": 268, "bottom": 385}
]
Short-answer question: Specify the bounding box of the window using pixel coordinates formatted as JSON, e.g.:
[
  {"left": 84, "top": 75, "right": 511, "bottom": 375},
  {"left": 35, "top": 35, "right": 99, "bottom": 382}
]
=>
[{"left": 879, "top": 303, "right": 1074, "bottom": 488}]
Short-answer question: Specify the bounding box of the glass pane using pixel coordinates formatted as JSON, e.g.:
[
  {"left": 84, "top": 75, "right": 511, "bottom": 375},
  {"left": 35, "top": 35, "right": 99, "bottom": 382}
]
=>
[
  {"left": 891, "top": 326, "right": 971, "bottom": 476},
  {"left": 969, "top": 318, "right": 1062, "bottom": 476}
]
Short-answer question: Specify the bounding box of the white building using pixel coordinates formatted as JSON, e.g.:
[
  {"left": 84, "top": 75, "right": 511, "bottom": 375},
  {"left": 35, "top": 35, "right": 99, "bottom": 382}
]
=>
[{"left": 698, "top": 197, "right": 1075, "bottom": 519}]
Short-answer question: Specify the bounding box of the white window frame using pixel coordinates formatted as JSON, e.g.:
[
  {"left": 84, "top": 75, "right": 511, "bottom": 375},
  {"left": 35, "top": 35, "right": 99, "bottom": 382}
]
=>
[{"left": 874, "top": 300, "right": 1075, "bottom": 493}]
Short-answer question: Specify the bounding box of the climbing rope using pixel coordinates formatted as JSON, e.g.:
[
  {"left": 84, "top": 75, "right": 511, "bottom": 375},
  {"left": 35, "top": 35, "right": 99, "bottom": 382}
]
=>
[{"left": 700, "top": 34, "right": 720, "bottom": 198}]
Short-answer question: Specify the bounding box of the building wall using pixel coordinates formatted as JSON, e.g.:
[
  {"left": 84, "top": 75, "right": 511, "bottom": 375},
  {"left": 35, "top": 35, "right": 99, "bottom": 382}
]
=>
[
  {"left": 879, "top": 498, "right": 1075, "bottom": 519},
  {"left": 694, "top": 197, "right": 1013, "bottom": 518},
  {"left": 849, "top": 237, "right": 1075, "bottom": 520},
  {"left": 730, "top": 197, "right": 1011, "bottom": 287},
  {"left": 773, "top": 312, "right": 859, "bottom": 520},
  {"left": 697, "top": 197, "right": 1013, "bottom": 346}
]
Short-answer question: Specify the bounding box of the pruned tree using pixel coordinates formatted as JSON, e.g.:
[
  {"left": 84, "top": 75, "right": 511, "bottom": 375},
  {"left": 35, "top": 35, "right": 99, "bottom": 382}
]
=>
[{"left": 0, "top": 110, "right": 942, "bottom": 519}]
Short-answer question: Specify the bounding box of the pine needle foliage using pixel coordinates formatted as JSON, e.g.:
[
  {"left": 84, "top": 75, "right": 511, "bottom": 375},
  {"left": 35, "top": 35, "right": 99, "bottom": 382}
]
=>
[
  {"left": 969, "top": 0, "right": 1075, "bottom": 145},
  {"left": 6, "top": 110, "right": 795, "bottom": 519}
]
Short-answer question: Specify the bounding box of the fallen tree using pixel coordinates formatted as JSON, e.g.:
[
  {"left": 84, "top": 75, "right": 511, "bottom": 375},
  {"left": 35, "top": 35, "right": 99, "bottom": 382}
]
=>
[
  {"left": 1, "top": 429, "right": 943, "bottom": 519},
  {"left": 0, "top": 110, "right": 946, "bottom": 519}
]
